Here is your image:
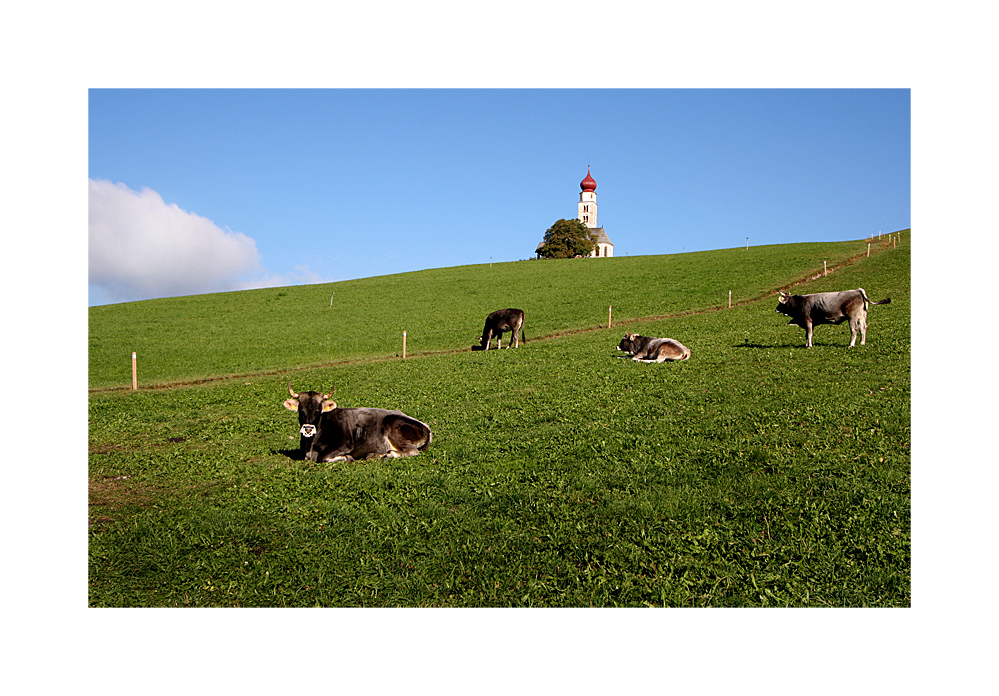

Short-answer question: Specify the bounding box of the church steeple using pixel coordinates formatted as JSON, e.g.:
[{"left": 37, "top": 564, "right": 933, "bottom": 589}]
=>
[{"left": 578, "top": 166, "right": 597, "bottom": 228}]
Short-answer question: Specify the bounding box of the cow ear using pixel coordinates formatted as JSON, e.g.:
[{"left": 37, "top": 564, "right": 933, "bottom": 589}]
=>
[
  {"left": 321, "top": 400, "right": 337, "bottom": 412},
  {"left": 283, "top": 398, "right": 299, "bottom": 411}
]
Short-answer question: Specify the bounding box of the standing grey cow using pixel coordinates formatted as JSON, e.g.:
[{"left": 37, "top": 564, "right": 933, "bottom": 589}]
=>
[
  {"left": 477, "top": 308, "right": 526, "bottom": 350},
  {"left": 776, "top": 288, "right": 891, "bottom": 348},
  {"left": 617, "top": 332, "right": 691, "bottom": 362},
  {"left": 284, "top": 383, "right": 432, "bottom": 462}
]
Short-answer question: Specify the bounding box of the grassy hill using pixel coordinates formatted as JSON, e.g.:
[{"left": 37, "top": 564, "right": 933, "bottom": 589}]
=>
[
  {"left": 88, "top": 234, "right": 910, "bottom": 607},
  {"left": 90, "top": 239, "right": 883, "bottom": 389}
]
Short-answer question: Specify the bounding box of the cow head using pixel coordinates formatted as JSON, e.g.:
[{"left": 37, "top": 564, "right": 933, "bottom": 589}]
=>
[
  {"left": 617, "top": 332, "right": 638, "bottom": 352},
  {"left": 284, "top": 382, "right": 337, "bottom": 439},
  {"left": 775, "top": 291, "right": 794, "bottom": 316}
]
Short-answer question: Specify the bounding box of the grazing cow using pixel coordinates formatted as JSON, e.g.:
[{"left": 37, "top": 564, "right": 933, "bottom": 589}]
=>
[
  {"left": 283, "top": 383, "right": 432, "bottom": 463},
  {"left": 776, "top": 288, "right": 891, "bottom": 348},
  {"left": 478, "top": 308, "right": 526, "bottom": 350},
  {"left": 617, "top": 332, "right": 691, "bottom": 362}
]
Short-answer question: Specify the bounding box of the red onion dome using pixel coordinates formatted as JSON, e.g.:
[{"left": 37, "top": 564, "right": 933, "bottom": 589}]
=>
[{"left": 580, "top": 168, "right": 597, "bottom": 192}]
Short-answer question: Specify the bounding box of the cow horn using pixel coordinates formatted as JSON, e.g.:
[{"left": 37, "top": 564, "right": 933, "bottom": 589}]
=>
[
  {"left": 287, "top": 381, "right": 298, "bottom": 398},
  {"left": 325, "top": 383, "right": 336, "bottom": 399}
]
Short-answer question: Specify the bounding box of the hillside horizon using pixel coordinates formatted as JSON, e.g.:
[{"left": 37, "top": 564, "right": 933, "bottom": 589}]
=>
[{"left": 89, "top": 234, "right": 906, "bottom": 309}]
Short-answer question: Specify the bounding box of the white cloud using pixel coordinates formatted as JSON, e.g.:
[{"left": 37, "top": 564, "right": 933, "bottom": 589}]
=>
[
  {"left": 241, "top": 265, "right": 331, "bottom": 292},
  {"left": 89, "top": 179, "right": 263, "bottom": 304}
]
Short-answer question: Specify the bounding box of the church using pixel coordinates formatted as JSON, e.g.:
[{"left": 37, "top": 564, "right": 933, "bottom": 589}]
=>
[{"left": 536, "top": 167, "right": 614, "bottom": 258}]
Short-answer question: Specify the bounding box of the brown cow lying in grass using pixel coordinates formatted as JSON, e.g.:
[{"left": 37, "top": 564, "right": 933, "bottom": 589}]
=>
[
  {"left": 284, "top": 383, "right": 432, "bottom": 462},
  {"left": 617, "top": 333, "right": 691, "bottom": 362}
]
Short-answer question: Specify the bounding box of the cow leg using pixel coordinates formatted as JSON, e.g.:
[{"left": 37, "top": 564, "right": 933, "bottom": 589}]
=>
[
  {"left": 483, "top": 329, "right": 492, "bottom": 350},
  {"left": 805, "top": 320, "right": 814, "bottom": 348},
  {"left": 300, "top": 437, "right": 318, "bottom": 460},
  {"left": 382, "top": 416, "right": 432, "bottom": 459},
  {"left": 381, "top": 446, "right": 420, "bottom": 460},
  {"left": 319, "top": 444, "right": 355, "bottom": 463},
  {"left": 847, "top": 312, "right": 867, "bottom": 347},
  {"left": 662, "top": 345, "right": 687, "bottom": 361}
]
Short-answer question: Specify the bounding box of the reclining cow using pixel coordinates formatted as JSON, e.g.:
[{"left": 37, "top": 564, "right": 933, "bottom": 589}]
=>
[
  {"left": 283, "top": 383, "right": 432, "bottom": 462},
  {"left": 617, "top": 332, "right": 691, "bottom": 362},
  {"left": 477, "top": 308, "right": 526, "bottom": 350},
  {"left": 775, "top": 287, "right": 891, "bottom": 348}
]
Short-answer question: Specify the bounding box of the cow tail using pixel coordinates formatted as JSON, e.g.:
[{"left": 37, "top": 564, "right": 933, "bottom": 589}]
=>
[
  {"left": 859, "top": 287, "right": 891, "bottom": 307},
  {"left": 521, "top": 328, "right": 526, "bottom": 344}
]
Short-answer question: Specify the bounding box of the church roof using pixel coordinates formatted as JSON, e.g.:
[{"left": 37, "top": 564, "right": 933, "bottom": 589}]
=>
[
  {"left": 580, "top": 168, "right": 597, "bottom": 192},
  {"left": 591, "top": 227, "right": 612, "bottom": 245}
]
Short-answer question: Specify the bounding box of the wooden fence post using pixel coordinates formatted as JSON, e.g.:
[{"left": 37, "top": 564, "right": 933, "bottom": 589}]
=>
[
  {"left": 608, "top": 305, "right": 612, "bottom": 329},
  {"left": 402, "top": 331, "right": 407, "bottom": 359},
  {"left": 824, "top": 261, "right": 827, "bottom": 276},
  {"left": 728, "top": 290, "right": 732, "bottom": 308},
  {"left": 867, "top": 243, "right": 871, "bottom": 257},
  {"left": 132, "top": 352, "right": 137, "bottom": 390}
]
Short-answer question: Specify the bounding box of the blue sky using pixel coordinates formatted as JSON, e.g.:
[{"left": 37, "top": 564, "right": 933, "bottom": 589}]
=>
[{"left": 88, "top": 89, "right": 910, "bottom": 305}]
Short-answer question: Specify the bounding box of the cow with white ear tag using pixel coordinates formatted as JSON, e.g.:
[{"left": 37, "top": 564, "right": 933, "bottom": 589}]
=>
[{"left": 283, "top": 382, "right": 433, "bottom": 463}]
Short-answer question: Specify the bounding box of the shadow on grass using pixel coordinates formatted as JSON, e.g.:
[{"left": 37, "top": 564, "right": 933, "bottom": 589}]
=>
[
  {"left": 733, "top": 341, "right": 844, "bottom": 349},
  {"left": 274, "top": 448, "right": 306, "bottom": 461}
]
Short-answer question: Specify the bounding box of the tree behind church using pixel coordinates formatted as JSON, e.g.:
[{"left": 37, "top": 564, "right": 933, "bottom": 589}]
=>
[{"left": 538, "top": 218, "right": 598, "bottom": 259}]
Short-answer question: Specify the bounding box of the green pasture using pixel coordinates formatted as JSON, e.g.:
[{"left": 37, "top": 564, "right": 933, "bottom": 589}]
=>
[
  {"left": 88, "top": 234, "right": 910, "bottom": 606},
  {"left": 90, "top": 240, "right": 878, "bottom": 389}
]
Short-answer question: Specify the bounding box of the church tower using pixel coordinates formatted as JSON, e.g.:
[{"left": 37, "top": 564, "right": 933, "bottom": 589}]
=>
[
  {"left": 534, "top": 167, "right": 614, "bottom": 258},
  {"left": 578, "top": 167, "right": 598, "bottom": 227},
  {"left": 578, "top": 167, "right": 613, "bottom": 257}
]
